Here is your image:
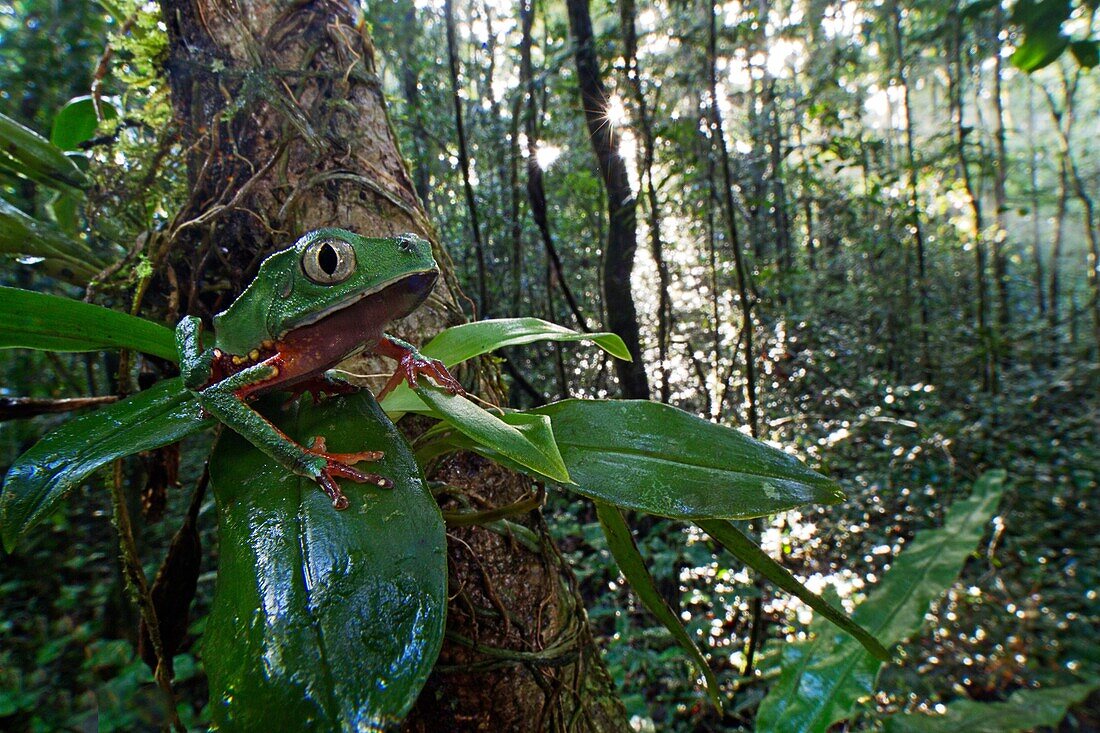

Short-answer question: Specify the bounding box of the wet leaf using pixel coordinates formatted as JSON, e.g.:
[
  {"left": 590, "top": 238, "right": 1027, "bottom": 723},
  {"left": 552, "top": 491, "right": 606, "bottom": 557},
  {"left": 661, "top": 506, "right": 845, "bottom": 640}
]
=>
[
  {"left": 530, "top": 399, "right": 844, "bottom": 519},
  {"left": 0, "top": 286, "right": 177, "bottom": 360},
  {"left": 1, "top": 378, "right": 211, "bottom": 552},
  {"left": 422, "top": 317, "right": 631, "bottom": 365},
  {"left": 0, "top": 110, "right": 87, "bottom": 190},
  {"left": 415, "top": 387, "right": 570, "bottom": 483},
  {"left": 205, "top": 392, "right": 446, "bottom": 730}
]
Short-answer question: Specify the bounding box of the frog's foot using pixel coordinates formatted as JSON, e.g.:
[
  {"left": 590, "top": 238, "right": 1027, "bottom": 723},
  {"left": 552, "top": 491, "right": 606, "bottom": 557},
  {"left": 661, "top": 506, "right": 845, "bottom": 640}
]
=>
[
  {"left": 307, "top": 437, "right": 392, "bottom": 510},
  {"left": 284, "top": 374, "right": 359, "bottom": 407},
  {"left": 377, "top": 352, "right": 466, "bottom": 400}
]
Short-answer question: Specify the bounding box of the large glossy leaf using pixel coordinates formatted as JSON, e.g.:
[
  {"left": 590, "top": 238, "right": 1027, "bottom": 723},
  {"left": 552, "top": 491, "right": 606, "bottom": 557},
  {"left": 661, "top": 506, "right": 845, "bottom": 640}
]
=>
[
  {"left": 0, "top": 201, "right": 104, "bottom": 283},
  {"left": 415, "top": 387, "right": 571, "bottom": 483},
  {"left": 0, "top": 286, "right": 177, "bottom": 361},
  {"left": 204, "top": 392, "right": 446, "bottom": 730},
  {"left": 422, "top": 317, "right": 631, "bottom": 365},
  {"left": 881, "top": 682, "right": 1099, "bottom": 733},
  {"left": 0, "top": 111, "right": 87, "bottom": 190},
  {"left": 379, "top": 317, "right": 629, "bottom": 413},
  {"left": 755, "top": 470, "right": 1007, "bottom": 733},
  {"left": 0, "top": 378, "right": 211, "bottom": 552},
  {"left": 696, "top": 520, "right": 889, "bottom": 661},
  {"left": 596, "top": 502, "right": 721, "bottom": 710},
  {"left": 530, "top": 400, "right": 844, "bottom": 519}
]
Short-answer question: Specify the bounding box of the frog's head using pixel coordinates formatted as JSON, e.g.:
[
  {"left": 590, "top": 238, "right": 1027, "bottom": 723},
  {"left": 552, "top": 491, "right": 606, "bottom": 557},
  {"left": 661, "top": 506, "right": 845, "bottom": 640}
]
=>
[{"left": 212, "top": 229, "right": 439, "bottom": 353}]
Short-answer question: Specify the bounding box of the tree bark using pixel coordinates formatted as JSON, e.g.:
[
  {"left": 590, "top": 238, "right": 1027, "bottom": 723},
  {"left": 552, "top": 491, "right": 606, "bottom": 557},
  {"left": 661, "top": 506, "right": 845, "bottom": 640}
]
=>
[
  {"left": 160, "top": 2, "right": 627, "bottom": 729},
  {"left": 565, "top": 0, "right": 650, "bottom": 399}
]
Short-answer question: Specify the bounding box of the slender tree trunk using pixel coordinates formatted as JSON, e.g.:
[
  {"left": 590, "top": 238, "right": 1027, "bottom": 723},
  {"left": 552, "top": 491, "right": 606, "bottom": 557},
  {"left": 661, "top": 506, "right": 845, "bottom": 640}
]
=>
[
  {"left": 1027, "top": 83, "right": 1046, "bottom": 323},
  {"left": 1049, "top": 159, "right": 1069, "bottom": 366},
  {"left": 707, "top": 0, "right": 765, "bottom": 674},
  {"left": 443, "top": 0, "right": 489, "bottom": 317},
  {"left": 520, "top": 0, "right": 590, "bottom": 333},
  {"left": 397, "top": 4, "right": 431, "bottom": 207},
  {"left": 565, "top": 0, "right": 650, "bottom": 398},
  {"left": 160, "top": 3, "right": 626, "bottom": 729},
  {"left": 621, "top": 0, "right": 672, "bottom": 403},
  {"left": 706, "top": 2, "right": 758, "bottom": 437},
  {"left": 991, "top": 4, "right": 1013, "bottom": 351},
  {"left": 508, "top": 89, "right": 524, "bottom": 317},
  {"left": 948, "top": 0, "right": 995, "bottom": 390},
  {"left": 1041, "top": 72, "right": 1100, "bottom": 356},
  {"left": 891, "top": 0, "right": 931, "bottom": 381}
]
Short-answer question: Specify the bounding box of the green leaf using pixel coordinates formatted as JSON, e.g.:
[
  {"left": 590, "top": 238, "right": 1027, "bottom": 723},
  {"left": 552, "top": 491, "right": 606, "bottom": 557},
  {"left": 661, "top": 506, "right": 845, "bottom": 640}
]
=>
[
  {"left": 755, "top": 471, "right": 1008, "bottom": 733},
  {"left": 529, "top": 400, "right": 844, "bottom": 519},
  {"left": 0, "top": 286, "right": 178, "bottom": 361},
  {"left": 0, "top": 111, "right": 87, "bottom": 190},
  {"left": 421, "top": 317, "right": 631, "bottom": 366},
  {"left": 51, "top": 96, "right": 118, "bottom": 151},
  {"left": 0, "top": 378, "right": 211, "bottom": 552},
  {"left": 0, "top": 200, "right": 104, "bottom": 283},
  {"left": 204, "top": 392, "right": 446, "bottom": 730},
  {"left": 880, "top": 682, "right": 1100, "bottom": 732},
  {"left": 1069, "top": 39, "right": 1100, "bottom": 68},
  {"left": 1011, "top": 28, "right": 1070, "bottom": 72},
  {"left": 379, "top": 317, "right": 630, "bottom": 413},
  {"left": 696, "top": 519, "right": 889, "bottom": 662},
  {"left": 415, "top": 387, "right": 571, "bottom": 483},
  {"left": 596, "top": 502, "right": 721, "bottom": 710}
]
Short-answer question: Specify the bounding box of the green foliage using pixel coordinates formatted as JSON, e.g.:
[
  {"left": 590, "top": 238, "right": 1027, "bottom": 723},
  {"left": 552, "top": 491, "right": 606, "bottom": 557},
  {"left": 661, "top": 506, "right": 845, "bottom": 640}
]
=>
[
  {"left": 529, "top": 399, "right": 845, "bottom": 519},
  {"left": 1008, "top": 0, "right": 1098, "bottom": 71},
  {"left": 0, "top": 286, "right": 176, "bottom": 359},
  {"left": 50, "top": 96, "right": 118, "bottom": 151},
  {"left": 0, "top": 111, "right": 87, "bottom": 192},
  {"left": 205, "top": 392, "right": 445, "bottom": 730},
  {"left": 0, "top": 200, "right": 103, "bottom": 283},
  {"left": 697, "top": 519, "right": 889, "bottom": 661},
  {"left": 880, "top": 682, "right": 1100, "bottom": 732},
  {"left": 755, "top": 471, "right": 1008, "bottom": 733},
  {"left": 597, "top": 502, "right": 722, "bottom": 709},
  {"left": 415, "top": 387, "right": 572, "bottom": 483},
  {"left": 0, "top": 378, "right": 212, "bottom": 552},
  {"left": 420, "top": 316, "right": 631, "bottom": 365}
]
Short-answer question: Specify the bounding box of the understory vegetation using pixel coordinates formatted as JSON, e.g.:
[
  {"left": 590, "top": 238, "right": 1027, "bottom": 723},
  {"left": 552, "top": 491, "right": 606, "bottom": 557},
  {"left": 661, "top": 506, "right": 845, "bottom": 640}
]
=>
[{"left": 0, "top": 0, "right": 1097, "bottom": 730}]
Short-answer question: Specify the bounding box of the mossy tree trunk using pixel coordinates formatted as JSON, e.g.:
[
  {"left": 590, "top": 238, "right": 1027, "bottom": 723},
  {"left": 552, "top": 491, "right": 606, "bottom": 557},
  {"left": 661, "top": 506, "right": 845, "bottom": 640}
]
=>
[{"left": 159, "top": 1, "right": 627, "bottom": 729}]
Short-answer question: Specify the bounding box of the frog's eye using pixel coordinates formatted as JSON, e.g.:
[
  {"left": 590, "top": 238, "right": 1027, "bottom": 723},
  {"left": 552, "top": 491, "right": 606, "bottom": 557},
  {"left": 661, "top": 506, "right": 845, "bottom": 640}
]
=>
[{"left": 302, "top": 238, "right": 356, "bottom": 284}]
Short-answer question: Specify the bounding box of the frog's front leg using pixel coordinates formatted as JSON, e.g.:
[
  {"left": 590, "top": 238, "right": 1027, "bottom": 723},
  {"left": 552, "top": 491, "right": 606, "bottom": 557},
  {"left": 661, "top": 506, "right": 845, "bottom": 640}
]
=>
[
  {"left": 375, "top": 334, "right": 465, "bottom": 399},
  {"left": 176, "top": 316, "right": 215, "bottom": 390},
  {"left": 195, "top": 358, "right": 392, "bottom": 510}
]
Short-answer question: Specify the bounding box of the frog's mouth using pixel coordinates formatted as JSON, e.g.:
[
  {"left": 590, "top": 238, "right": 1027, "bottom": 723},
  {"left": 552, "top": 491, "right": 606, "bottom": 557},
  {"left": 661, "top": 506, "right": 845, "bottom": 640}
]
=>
[
  {"left": 285, "top": 269, "right": 439, "bottom": 334},
  {"left": 366, "top": 270, "right": 439, "bottom": 322}
]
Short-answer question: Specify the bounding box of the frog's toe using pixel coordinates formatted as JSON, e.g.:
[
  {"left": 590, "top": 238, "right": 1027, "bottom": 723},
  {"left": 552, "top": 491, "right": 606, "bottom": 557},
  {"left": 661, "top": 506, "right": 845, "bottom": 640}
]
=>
[
  {"left": 424, "top": 357, "right": 465, "bottom": 396},
  {"left": 307, "top": 436, "right": 384, "bottom": 464}
]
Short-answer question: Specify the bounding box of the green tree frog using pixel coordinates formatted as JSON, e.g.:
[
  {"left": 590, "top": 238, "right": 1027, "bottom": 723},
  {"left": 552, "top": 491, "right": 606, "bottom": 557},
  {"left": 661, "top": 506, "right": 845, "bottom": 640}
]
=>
[{"left": 176, "top": 228, "right": 463, "bottom": 510}]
